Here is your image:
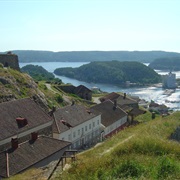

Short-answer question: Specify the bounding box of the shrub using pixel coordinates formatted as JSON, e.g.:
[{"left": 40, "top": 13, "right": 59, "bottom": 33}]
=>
[
  {"left": 112, "top": 160, "right": 145, "bottom": 178},
  {"left": 157, "top": 156, "right": 179, "bottom": 179}
]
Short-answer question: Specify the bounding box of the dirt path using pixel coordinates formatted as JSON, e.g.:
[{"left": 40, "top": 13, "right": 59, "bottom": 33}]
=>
[{"left": 101, "top": 135, "right": 135, "bottom": 156}]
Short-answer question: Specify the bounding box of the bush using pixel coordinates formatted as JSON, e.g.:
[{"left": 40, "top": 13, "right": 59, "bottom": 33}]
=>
[
  {"left": 112, "top": 160, "right": 145, "bottom": 178},
  {"left": 157, "top": 156, "right": 178, "bottom": 179}
]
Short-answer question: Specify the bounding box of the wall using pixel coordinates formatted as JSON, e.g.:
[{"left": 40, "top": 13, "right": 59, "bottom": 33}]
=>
[
  {"left": 0, "top": 54, "right": 20, "bottom": 71},
  {"left": 53, "top": 115, "right": 102, "bottom": 149}
]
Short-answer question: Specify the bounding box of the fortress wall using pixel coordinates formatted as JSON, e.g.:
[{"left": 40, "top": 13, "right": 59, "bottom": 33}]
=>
[{"left": 0, "top": 54, "right": 20, "bottom": 71}]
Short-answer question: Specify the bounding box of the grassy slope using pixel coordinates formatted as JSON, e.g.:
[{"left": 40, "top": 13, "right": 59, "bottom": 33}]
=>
[{"left": 55, "top": 112, "right": 180, "bottom": 180}]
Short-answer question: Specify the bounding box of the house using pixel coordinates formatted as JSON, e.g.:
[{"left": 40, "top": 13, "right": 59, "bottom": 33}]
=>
[
  {"left": 0, "top": 98, "right": 53, "bottom": 152},
  {"left": 74, "top": 85, "right": 92, "bottom": 100},
  {"left": 91, "top": 100, "right": 127, "bottom": 139},
  {"left": 56, "top": 84, "right": 92, "bottom": 100},
  {"left": 99, "top": 92, "right": 120, "bottom": 102},
  {"left": 53, "top": 104, "right": 102, "bottom": 149},
  {"left": 0, "top": 98, "right": 71, "bottom": 178},
  {"left": 99, "top": 92, "right": 138, "bottom": 110},
  {"left": 0, "top": 136, "right": 71, "bottom": 178}
]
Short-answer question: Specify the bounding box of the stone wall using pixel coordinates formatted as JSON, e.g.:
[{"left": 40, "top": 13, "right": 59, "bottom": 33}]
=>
[{"left": 0, "top": 54, "right": 20, "bottom": 71}]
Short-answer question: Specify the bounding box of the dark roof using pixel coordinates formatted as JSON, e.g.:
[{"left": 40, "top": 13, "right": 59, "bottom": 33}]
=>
[
  {"left": 99, "top": 92, "right": 120, "bottom": 102},
  {"left": 74, "top": 85, "right": 92, "bottom": 94},
  {"left": 0, "top": 136, "right": 71, "bottom": 177},
  {"left": 53, "top": 104, "right": 98, "bottom": 133},
  {"left": 0, "top": 98, "right": 53, "bottom": 141},
  {"left": 117, "top": 94, "right": 137, "bottom": 106},
  {"left": 91, "top": 100, "right": 127, "bottom": 127}
]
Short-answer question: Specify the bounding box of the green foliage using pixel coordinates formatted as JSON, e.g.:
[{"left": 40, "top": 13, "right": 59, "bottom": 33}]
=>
[
  {"left": 157, "top": 156, "right": 179, "bottom": 179},
  {"left": 54, "top": 61, "right": 161, "bottom": 85},
  {"left": 21, "top": 64, "right": 62, "bottom": 83},
  {"left": 112, "top": 160, "right": 145, "bottom": 178},
  {"left": 149, "top": 57, "right": 180, "bottom": 70},
  {"left": 55, "top": 94, "right": 63, "bottom": 103}
]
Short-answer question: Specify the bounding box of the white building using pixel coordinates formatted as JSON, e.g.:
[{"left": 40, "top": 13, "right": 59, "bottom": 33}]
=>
[
  {"left": 91, "top": 100, "right": 127, "bottom": 139},
  {"left": 53, "top": 104, "right": 102, "bottom": 149},
  {"left": 162, "top": 72, "right": 176, "bottom": 89}
]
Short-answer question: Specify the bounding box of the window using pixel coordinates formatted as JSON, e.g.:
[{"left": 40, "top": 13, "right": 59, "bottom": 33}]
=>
[
  {"left": 62, "top": 137, "right": 65, "bottom": 141},
  {"left": 68, "top": 134, "right": 71, "bottom": 141},
  {"left": 85, "top": 126, "right": 87, "bottom": 131},
  {"left": 97, "top": 120, "right": 99, "bottom": 125},
  {"left": 73, "top": 132, "right": 76, "bottom": 138},
  {"left": 89, "top": 124, "right": 91, "bottom": 129},
  {"left": 93, "top": 122, "right": 95, "bottom": 127},
  {"left": 78, "top": 129, "right": 80, "bottom": 135}
]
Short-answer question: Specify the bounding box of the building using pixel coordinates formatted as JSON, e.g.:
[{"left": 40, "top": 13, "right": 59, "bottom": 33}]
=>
[
  {"left": 91, "top": 100, "right": 127, "bottom": 138},
  {"left": 0, "top": 98, "right": 71, "bottom": 178},
  {"left": 0, "top": 52, "right": 20, "bottom": 71},
  {"left": 0, "top": 98, "right": 53, "bottom": 152},
  {"left": 0, "top": 136, "right": 70, "bottom": 178},
  {"left": 53, "top": 104, "right": 102, "bottom": 149},
  {"left": 162, "top": 72, "right": 176, "bottom": 89},
  {"left": 56, "top": 84, "right": 92, "bottom": 101},
  {"left": 99, "top": 92, "right": 138, "bottom": 110}
]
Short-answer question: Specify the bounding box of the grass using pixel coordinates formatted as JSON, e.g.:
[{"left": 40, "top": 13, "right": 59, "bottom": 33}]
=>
[{"left": 54, "top": 111, "right": 180, "bottom": 180}]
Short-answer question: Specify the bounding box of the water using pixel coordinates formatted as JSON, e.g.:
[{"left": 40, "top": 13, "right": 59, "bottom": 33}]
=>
[{"left": 20, "top": 62, "right": 180, "bottom": 110}]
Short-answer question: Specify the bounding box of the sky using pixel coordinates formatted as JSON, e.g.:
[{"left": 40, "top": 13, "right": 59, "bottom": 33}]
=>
[{"left": 0, "top": 0, "right": 180, "bottom": 52}]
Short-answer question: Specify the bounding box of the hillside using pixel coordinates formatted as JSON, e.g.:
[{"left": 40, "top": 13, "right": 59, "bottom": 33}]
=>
[
  {"left": 54, "top": 61, "right": 161, "bottom": 85},
  {"left": 55, "top": 111, "right": 180, "bottom": 180},
  {"left": 2, "top": 50, "right": 180, "bottom": 63},
  {"left": 149, "top": 57, "right": 180, "bottom": 71},
  {"left": 0, "top": 66, "right": 68, "bottom": 110}
]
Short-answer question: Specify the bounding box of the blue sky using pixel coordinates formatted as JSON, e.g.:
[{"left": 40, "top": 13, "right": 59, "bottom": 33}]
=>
[{"left": 0, "top": 0, "right": 180, "bottom": 52}]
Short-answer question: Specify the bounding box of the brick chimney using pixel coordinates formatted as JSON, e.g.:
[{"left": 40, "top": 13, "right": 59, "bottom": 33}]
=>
[
  {"left": 16, "top": 117, "right": 28, "bottom": 128},
  {"left": 31, "top": 132, "right": 38, "bottom": 141},
  {"left": 11, "top": 138, "right": 18, "bottom": 149}
]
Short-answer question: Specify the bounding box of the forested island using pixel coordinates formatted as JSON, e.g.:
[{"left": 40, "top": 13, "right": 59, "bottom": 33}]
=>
[
  {"left": 21, "top": 64, "right": 61, "bottom": 83},
  {"left": 2, "top": 50, "right": 180, "bottom": 63},
  {"left": 54, "top": 61, "right": 161, "bottom": 86},
  {"left": 149, "top": 57, "right": 180, "bottom": 71}
]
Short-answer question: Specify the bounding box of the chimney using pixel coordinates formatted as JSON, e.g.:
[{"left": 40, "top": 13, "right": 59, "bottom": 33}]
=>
[
  {"left": 113, "top": 100, "right": 117, "bottom": 110},
  {"left": 11, "top": 138, "right": 18, "bottom": 149},
  {"left": 16, "top": 117, "right": 28, "bottom": 128},
  {"left": 123, "top": 93, "right": 126, "bottom": 99},
  {"left": 31, "top": 132, "right": 38, "bottom": 141}
]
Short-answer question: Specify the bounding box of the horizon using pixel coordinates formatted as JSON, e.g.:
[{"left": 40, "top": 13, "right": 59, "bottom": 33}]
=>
[{"left": 1, "top": 0, "right": 180, "bottom": 53}]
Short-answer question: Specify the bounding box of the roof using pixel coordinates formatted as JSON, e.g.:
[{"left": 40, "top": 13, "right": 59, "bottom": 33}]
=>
[
  {"left": 53, "top": 104, "right": 98, "bottom": 133},
  {"left": 91, "top": 100, "right": 127, "bottom": 127},
  {"left": 99, "top": 92, "right": 120, "bottom": 102},
  {"left": 74, "top": 85, "right": 92, "bottom": 94},
  {"left": 0, "top": 136, "right": 71, "bottom": 177},
  {"left": 0, "top": 98, "right": 53, "bottom": 141},
  {"left": 116, "top": 94, "right": 137, "bottom": 106}
]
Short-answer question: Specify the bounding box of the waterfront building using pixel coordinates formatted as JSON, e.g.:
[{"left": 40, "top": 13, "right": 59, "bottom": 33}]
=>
[{"left": 162, "top": 72, "right": 176, "bottom": 89}]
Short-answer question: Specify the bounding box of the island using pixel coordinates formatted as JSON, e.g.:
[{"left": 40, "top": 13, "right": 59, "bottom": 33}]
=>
[
  {"left": 148, "top": 57, "right": 180, "bottom": 71},
  {"left": 54, "top": 61, "right": 161, "bottom": 86}
]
